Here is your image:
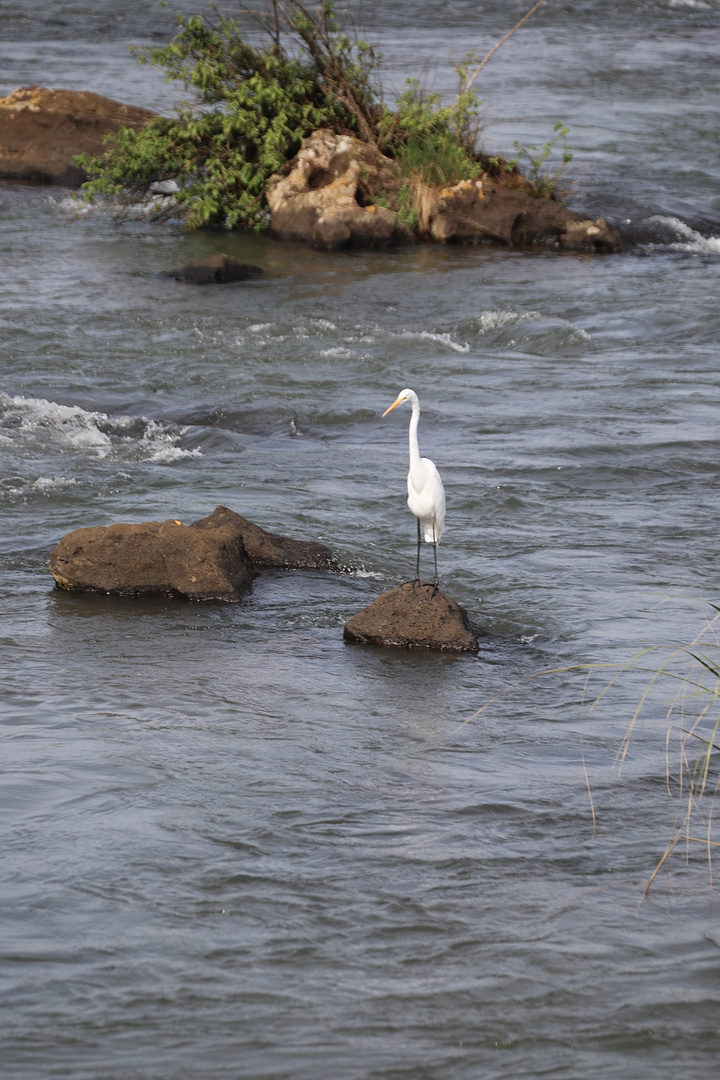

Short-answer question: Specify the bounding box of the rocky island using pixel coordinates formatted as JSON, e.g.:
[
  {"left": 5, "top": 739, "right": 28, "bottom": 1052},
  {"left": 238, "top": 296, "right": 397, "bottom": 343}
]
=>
[{"left": 0, "top": 2, "right": 622, "bottom": 254}]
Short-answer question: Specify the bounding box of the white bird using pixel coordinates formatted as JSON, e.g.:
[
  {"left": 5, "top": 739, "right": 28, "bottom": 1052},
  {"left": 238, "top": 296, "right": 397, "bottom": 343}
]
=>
[{"left": 382, "top": 387, "right": 446, "bottom": 585}]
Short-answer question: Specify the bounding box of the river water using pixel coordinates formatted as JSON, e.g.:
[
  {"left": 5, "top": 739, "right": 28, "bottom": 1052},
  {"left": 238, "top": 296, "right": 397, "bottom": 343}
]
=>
[{"left": 2, "top": 1, "right": 720, "bottom": 1077}]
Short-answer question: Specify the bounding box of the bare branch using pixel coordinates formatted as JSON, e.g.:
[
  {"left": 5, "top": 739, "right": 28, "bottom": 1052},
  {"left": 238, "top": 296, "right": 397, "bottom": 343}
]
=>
[{"left": 464, "top": 0, "right": 549, "bottom": 94}]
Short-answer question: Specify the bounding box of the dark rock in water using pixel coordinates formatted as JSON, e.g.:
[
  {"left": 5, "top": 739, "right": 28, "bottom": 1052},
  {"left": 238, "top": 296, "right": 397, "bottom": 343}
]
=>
[
  {"left": 344, "top": 581, "right": 480, "bottom": 653},
  {"left": 0, "top": 86, "right": 155, "bottom": 186},
  {"left": 49, "top": 517, "right": 255, "bottom": 601},
  {"left": 169, "top": 255, "right": 263, "bottom": 284},
  {"left": 190, "top": 506, "right": 334, "bottom": 570},
  {"left": 49, "top": 505, "right": 334, "bottom": 601},
  {"left": 427, "top": 178, "right": 623, "bottom": 253}
]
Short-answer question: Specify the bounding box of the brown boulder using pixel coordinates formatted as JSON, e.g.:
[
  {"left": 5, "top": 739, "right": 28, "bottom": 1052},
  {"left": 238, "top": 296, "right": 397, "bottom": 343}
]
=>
[
  {"left": 169, "top": 255, "right": 263, "bottom": 284},
  {"left": 425, "top": 177, "right": 622, "bottom": 252},
  {"left": 190, "top": 506, "right": 334, "bottom": 570},
  {"left": 266, "top": 129, "right": 414, "bottom": 249},
  {"left": 0, "top": 86, "right": 155, "bottom": 186},
  {"left": 48, "top": 506, "right": 334, "bottom": 601},
  {"left": 49, "top": 517, "right": 255, "bottom": 601},
  {"left": 344, "top": 581, "right": 480, "bottom": 652}
]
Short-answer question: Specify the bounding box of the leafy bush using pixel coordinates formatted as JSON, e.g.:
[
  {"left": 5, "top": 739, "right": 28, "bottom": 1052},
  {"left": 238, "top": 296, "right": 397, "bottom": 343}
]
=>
[{"left": 79, "top": 3, "right": 380, "bottom": 229}]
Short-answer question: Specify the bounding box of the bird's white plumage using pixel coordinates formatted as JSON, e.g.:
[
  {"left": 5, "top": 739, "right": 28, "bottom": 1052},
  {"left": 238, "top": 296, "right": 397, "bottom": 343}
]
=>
[
  {"left": 406, "top": 453, "right": 445, "bottom": 544},
  {"left": 383, "top": 387, "right": 446, "bottom": 565}
]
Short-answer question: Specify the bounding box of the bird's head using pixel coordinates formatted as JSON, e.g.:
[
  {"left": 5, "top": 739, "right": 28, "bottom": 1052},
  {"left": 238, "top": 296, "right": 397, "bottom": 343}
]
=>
[{"left": 382, "top": 388, "right": 416, "bottom": 417}]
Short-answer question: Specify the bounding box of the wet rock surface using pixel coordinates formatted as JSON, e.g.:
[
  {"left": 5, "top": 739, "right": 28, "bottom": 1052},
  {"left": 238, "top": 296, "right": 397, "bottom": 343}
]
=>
[
  {"left": 0, "top": 86, "right": 155, "bottom": 186},
  {"left": 344, "top": 581, "right": 480, "bottom": 653},
  {"left": 168, "top": 255, "right": 263, "bottom": 284},
  {"left": 49, "top": 505, "right": 334, "bottom": 601}
]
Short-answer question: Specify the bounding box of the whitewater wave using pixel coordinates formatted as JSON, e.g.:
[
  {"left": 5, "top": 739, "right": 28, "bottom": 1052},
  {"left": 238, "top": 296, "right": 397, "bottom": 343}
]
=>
[
  {"left": 641, "top": 215, "right": 720, "bottom": 253},
  {"left": 470, "top": 309, "right": 591, "bottom": 343},
  {"left": 0, "top": 474, "right": 80, "bottom": 500},
  {"left": 476, "top": 310, "right": 539, "bottom": 333},
  {"left": 319, "top": 346, "right": 355, "bottom": 358},
  {"left": 396, "top": 329, "right": 470, "bottom": 354},
  {"left": 0, "top": 393, "right": 202, "bottom": 462},
  {"left": 668, "top": 0, "right": 710, "bottom": 10},
  {"left": 33, "top": 476, "right": 79, "bottom": 490}
]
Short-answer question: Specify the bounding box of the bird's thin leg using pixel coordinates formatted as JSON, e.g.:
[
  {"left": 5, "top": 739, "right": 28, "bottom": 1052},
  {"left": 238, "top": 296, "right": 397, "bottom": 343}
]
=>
[
  {"left": 415, "top": 518, "right": 421, "bottom": 584},
  {"left": 431, "top": 517, "right": 439, "bottom": 594}
]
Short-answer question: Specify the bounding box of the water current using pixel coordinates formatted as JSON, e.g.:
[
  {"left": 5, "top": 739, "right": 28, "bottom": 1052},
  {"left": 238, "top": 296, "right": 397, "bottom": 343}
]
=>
[{"left": 2, "top": 2, "right": 720, "bottom": 1077}]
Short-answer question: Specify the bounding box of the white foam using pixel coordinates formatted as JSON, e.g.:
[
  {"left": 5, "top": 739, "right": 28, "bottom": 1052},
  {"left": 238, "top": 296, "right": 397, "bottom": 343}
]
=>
[
  {"left": 241, "top": 331, "right": 287, "bottom": 344},
  {"left": 645, "top": 215, "right": 720, "bottom": 253},
  {"left": 33, "top": 476, "right": 79, "bottom": 489},
  {"left": 397, "top": 330, "right": 470, "bottom": 354},
  {"left": 0, "top": 475, "right": 79, "bottom": 499},
  {"left": 475, "top": 310, "right": 590, "bottom": 341},
  {"left": 1, "top": 394, "right": 113, "bottom": 455},
  {"left": 476, "top": 310, "right": 538, "bottom": 331},
  {"left": 146, "top": 444, "right": 200, "bottom": 462},
  {"left": 53, "top": 193, "right": 92, "bottom": 217},
  {"left": 136, "top": 419, "right": 202, "bottom": 461},
  {"left": 0, "top": 393, "right": 201, "bottom": 462}
]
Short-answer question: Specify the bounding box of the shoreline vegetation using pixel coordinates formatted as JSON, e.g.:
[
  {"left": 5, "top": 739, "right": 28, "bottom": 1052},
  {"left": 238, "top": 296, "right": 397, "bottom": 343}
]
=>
[{"left": 76, "top": 0, "right": 589, "bottom": 242}]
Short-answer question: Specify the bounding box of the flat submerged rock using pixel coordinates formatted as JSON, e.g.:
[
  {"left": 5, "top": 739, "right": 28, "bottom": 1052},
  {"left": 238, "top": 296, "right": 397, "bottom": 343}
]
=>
[
  {"left": 344, "top": 581, "right": 480, "bottom": 653},
  {"left": 168, "top": 255, "right": 263, "bottom": 284}
]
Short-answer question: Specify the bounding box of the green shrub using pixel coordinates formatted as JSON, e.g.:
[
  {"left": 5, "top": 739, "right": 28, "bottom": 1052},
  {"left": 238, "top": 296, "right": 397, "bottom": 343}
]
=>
[
  {"left": 78, "top": 4, "right": 378, "bottom": 229},
  {"left": 395, "top": 184, "right": 420, "bottom": 231},
  {"left": 513, "top": 121, "right": 573, "bottom": 198}
]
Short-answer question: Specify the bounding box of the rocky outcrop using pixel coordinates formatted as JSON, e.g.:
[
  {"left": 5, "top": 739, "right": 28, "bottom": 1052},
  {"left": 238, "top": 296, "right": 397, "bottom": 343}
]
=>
[
  {"left": 0, "top": 86, "right": 155, "bottom": 186},
  {"left": 344, "top": 581, "right": 480, "bottom": 652},
  {"left": 268, "top": 129, "right": 622, "bottom": 253},
  {"left": 266, "top": 129, "right": 414, "bottom": 249},
  {"left": 49, "top": 505, "right": 334, "bottom": 601},
  {"left": 424, "top": 176, "right": 621, "bottom": 252},
  {"left": 190, "top": 506, "right": 334, "bottom": 570},
  {"left": 168, "top": 255, "right": 263, "bottom": 284}
]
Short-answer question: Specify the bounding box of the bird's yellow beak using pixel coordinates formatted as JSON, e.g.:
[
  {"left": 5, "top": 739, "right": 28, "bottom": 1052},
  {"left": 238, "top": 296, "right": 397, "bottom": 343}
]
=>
[{"left": 382, "top": 396, "right": 403, "bottom": 417}]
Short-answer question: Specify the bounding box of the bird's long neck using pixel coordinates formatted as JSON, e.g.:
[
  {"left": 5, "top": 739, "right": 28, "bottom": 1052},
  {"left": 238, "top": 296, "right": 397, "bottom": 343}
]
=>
[{"left": 408, "top": 396, "right": 422, "bottom": 476}]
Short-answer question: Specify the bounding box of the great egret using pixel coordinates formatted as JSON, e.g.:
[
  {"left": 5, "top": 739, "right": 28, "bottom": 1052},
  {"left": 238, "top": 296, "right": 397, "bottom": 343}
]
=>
[{"left": 382, "top": 388, "right": 446, "bottom": 585}]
